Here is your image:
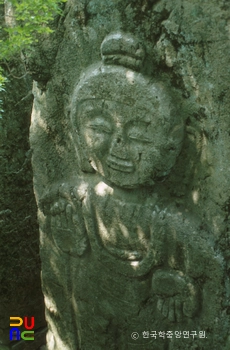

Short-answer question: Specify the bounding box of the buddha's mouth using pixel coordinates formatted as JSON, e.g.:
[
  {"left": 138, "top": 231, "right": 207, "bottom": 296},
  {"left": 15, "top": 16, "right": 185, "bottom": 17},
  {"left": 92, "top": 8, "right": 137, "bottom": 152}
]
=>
[{"left": 107, "top": 156, "right": 134, "bottom": 173}]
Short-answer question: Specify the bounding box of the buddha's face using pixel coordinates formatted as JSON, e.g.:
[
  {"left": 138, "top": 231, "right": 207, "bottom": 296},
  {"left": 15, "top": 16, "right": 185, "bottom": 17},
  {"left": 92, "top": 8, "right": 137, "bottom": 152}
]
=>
[{"left": 77, "top": 97, "right": 183, "bottom": 188}]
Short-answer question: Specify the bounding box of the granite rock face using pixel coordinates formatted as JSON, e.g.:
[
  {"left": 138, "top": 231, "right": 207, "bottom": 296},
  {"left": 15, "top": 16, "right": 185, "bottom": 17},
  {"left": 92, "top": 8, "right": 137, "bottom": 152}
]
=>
[{"left": 30, "top": 1, "right": 230, "bottom": 349}]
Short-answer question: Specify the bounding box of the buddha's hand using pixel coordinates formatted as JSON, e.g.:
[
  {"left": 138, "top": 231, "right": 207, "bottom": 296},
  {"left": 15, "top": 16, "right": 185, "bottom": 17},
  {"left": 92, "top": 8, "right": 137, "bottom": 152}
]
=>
[
  {"left": 151, "top": 270, "right": 199, "bottom": 322},
  {"left": 40, "top": 182, "right": 89, "bottom": 257}
]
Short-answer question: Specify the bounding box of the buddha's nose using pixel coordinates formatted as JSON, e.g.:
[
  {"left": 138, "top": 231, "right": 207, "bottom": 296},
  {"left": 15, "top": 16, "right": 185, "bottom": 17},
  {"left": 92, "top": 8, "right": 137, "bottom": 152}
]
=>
[{"left": 110, "top": 135, "right": 128, "bottom": 159}]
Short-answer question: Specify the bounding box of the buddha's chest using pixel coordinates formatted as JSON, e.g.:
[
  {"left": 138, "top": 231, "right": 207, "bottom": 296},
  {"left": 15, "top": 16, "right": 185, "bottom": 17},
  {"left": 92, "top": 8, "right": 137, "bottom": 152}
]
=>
[
  {"left": 94, "top": 196, "right": 152, "bottom": 253},
  {"left": 82, "top": 190, "right": 164, "bottom": 276}
]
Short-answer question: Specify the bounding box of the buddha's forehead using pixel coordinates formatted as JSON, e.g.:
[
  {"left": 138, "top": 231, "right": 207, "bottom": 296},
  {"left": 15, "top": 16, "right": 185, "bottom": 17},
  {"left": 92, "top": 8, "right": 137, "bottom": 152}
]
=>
[
  {"left": 72, "top": 65, "right": 172, "bottom": 112},
  {"left": 77, "top": 99, "right": 159, "bottom": 124},
  {"left": 71, "top": 65, "right": 180, "bottom": 129}
]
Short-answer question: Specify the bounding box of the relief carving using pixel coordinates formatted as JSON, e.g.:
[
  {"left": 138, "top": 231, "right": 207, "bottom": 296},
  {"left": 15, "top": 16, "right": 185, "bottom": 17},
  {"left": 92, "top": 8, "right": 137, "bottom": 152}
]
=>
[{"left": 39, "top": 33, "right": 223, "bottom": 350}]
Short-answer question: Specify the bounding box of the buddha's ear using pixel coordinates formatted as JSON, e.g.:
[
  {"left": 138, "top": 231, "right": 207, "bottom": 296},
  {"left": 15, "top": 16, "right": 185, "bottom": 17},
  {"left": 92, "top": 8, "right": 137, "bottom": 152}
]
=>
[
  {"left": 169, "top": 123, "right": 184, "bottom": 143},
  {"left": 153, "top": 122, "right": 184, "bottom": 181},
  {"left": 186, "top": 125, "right": 203, "bottom": 151},
  {"left": 186, "top": 125, "right": 200, "bottom": 139},
  {"left": 165, "top": 123, "right": 185, "bottom": 152},
  {"left": 73, "top": 128, "right": 95, "bottom": 173}
]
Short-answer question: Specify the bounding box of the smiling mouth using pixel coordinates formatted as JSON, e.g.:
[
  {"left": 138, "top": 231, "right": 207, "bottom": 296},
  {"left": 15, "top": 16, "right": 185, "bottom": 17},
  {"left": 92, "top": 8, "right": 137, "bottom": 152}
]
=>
[{"left": 107, "top": 156, "right": 134, "bottom": 173}]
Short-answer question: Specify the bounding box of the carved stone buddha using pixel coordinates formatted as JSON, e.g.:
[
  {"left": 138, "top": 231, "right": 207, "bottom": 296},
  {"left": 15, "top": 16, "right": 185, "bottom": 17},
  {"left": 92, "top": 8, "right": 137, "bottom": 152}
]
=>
[{"left": 40, "top": 33, "right": 223, "bottom": 350}]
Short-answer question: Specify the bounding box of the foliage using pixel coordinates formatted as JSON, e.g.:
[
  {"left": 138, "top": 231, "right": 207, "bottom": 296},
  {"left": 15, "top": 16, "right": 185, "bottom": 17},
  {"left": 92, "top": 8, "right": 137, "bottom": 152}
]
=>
[
  {"left": 0, "top": 67, "right": 6, "bottom": 118},
  {"left": 0, "top": 0, "right": 66, "bottom": 115},
  {"left": 0, "top": 0, "right": 66, "bottom": 60}
]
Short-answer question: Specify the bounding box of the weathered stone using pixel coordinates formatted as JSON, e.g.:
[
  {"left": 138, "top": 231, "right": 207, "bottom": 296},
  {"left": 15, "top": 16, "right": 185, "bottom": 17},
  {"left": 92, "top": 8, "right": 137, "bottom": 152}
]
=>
[{"left": 30, "top": 1, "right": 230, "bottom": 349}]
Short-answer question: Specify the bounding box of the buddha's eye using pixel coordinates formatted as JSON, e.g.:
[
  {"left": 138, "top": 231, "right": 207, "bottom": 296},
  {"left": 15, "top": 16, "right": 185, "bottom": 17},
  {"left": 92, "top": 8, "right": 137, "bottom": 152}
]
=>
[
  {"left": 88, "top": 124, "right": 112, "bottom": 133},
  {"left": 127, "top": 122, "right": 153, "bottom": 143},
  {"left": 128, "top": 133, "right": 152, "bottom": 143},
  {"left": 84, "top": 116, "right": 112, "bottom": 134}
]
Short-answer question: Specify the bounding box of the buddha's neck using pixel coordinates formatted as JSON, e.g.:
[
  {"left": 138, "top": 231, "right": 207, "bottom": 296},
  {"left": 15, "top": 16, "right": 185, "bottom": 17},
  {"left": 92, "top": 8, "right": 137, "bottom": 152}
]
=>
[{"left": 87, "top": 173, "right": 157, "bottom": 205}]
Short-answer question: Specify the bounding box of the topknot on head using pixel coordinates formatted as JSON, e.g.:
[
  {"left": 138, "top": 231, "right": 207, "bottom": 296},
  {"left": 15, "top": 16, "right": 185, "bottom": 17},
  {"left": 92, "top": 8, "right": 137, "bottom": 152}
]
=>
[{"left": 100, "top": 32, "right": 145, "bottom": 72}]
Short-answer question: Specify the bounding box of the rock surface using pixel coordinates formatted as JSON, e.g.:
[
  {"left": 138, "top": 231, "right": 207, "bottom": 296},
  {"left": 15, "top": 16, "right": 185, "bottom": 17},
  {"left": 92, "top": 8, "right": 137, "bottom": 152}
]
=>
[{"left": 30, "top": 1, "right": 230, "bottom": 349}]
